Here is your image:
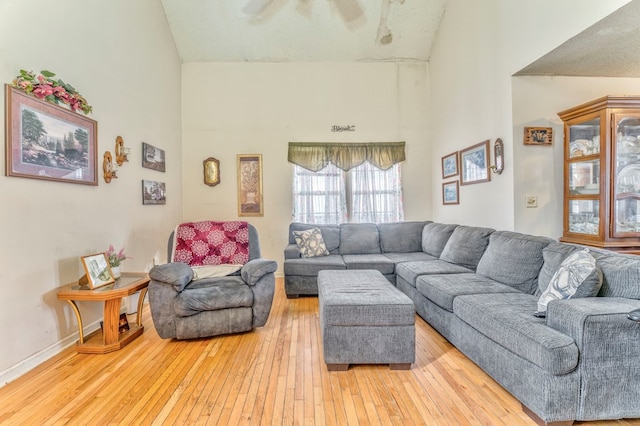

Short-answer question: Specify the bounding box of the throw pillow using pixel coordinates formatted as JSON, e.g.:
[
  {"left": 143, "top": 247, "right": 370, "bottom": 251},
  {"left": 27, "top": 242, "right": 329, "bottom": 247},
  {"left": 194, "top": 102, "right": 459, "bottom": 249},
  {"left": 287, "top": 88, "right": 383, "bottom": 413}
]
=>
[
  {"left": 293, "top": 228, "right": 330, "bottom": 258},
  {"left": 535, "top": 248, "right": 602, "bottom": 317}
]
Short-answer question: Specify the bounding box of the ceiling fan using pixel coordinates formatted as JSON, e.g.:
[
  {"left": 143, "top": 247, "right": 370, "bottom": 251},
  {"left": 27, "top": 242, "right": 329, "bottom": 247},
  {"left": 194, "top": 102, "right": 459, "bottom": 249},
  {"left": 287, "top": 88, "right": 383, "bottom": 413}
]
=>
[{"left": 242, "top": 0, "right": 405, "bottom": 44}]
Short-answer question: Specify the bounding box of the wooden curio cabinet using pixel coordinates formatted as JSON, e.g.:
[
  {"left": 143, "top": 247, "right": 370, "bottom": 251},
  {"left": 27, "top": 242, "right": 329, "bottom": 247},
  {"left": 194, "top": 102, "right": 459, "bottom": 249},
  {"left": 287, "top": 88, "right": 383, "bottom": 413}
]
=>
[{"left": 559, "top": 96, "right": 640, "bottom": 254}]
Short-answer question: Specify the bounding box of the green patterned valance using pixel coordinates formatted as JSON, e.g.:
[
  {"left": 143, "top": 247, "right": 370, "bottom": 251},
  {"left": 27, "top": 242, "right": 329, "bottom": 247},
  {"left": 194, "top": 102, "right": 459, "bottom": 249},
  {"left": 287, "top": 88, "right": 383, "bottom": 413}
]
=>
[{"left": 288, "top": 142, "right": 405, "bottom": 172}]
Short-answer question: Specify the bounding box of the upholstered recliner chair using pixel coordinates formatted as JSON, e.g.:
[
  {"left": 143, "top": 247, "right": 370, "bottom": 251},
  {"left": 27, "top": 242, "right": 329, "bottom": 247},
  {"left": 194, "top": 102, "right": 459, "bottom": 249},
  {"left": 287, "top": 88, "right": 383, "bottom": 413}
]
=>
[{"left": 148, "top": 221, "right": 277, "bottom": 339}]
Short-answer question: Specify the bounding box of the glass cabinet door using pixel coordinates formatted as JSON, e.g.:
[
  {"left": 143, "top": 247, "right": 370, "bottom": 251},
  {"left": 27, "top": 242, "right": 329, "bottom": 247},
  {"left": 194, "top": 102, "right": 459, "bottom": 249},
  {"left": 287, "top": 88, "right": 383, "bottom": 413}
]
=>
[
  {"left": 568, "top": 199, "right": 600, "bottom": 235},
  {"left": 569, "top": 160, "right": 599, "bottom": 195},
  {"left": 614, "top": 115, "right": 640, "bottom": 235},
  {"left": 569, "top": 118, "right": 600, "bottom": 158}
]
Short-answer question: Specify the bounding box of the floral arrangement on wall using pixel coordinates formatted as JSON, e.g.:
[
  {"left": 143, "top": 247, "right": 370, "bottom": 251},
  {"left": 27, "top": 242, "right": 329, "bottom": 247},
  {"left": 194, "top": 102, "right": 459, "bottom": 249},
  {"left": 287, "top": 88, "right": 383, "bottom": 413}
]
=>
[{"left": 11, "top": 69, "right": 92, "bottom": 115}]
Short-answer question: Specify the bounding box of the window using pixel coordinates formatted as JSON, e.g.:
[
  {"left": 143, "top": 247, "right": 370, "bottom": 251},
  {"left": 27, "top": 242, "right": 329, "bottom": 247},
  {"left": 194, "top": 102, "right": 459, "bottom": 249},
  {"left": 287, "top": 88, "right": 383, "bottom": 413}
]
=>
[{"left": 292, "top": 162, "right": 404, "bottom": 224}]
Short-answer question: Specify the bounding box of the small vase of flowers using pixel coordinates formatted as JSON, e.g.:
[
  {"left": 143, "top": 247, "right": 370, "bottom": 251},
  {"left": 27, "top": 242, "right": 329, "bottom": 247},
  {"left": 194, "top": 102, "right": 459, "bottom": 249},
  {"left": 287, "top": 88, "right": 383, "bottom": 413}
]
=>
[{"left": 106, "top": 245, "right": 129, "bottom": 279}]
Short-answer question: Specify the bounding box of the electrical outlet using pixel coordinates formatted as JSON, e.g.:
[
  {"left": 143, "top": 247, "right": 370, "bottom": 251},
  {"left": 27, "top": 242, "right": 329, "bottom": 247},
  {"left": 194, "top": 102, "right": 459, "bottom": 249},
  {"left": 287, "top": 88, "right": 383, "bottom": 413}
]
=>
[{"left": 526, "top": 195, "right": 538, "bottom": 208}]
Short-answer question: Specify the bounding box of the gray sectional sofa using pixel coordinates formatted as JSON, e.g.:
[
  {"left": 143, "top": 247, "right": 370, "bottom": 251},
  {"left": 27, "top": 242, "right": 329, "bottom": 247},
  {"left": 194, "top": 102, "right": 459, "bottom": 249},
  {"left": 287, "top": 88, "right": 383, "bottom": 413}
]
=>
[{"left": 283, "top": 221, "right": 640, "bottom": 425}]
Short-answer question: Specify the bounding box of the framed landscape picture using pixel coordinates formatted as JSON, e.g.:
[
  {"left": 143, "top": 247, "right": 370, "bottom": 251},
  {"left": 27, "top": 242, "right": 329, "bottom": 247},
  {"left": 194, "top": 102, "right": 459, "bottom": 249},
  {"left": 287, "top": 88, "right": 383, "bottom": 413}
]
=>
[
  {"left": 441, "top": 151, "right": 458, "bottom": 179},
  {"left": 5, "top": 85, "right": 98, "bottom": 185},
  {"left": 442, "top": 181, "right": 460, "bottom": 205},
  {"left": 237, "top": 154, "right": 263, "bottom": 216},
  {"left": 142, "top": 180, "right": 166, "bottom": 205},
  {"left": 142, "top": 142, "right": 166, "bottom": 172},
  {"left": 460, "top": 140, "right": 491, "bottom": 185}
]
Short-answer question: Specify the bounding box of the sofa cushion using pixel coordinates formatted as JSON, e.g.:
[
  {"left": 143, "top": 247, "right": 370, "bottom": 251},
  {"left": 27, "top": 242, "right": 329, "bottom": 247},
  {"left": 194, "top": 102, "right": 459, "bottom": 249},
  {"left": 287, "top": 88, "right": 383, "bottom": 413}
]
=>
[
  {"left": 342, "top": 254, "right": 395, "bottom": 275},
  {"left": 284, "top": 255, "right": 346, "bottom": 276},
  {"left": 439, "top": 226, "right": 494, "bottom": 270},
  {"left": 175, "top": 276, "right": 253, "bottom": 317},
  {"left": 592, "top": 250, "right": 640, "bottom": 299},
  {"left": 378, "top": 221, "right": 429, "bottom": 253},
  {"left": 416, "top": 273, "right": 520, "bottom": 312},
  {"left": 536, "top": 249, "right": 602, "bottom": 316},
  {"left": 476, "top": 231, "right": 553, "bottom": 294},
  {"left": 318, "top": 270, "right": 414, "bottom": 327},
  {"left": 421, "top": 223, "right": 457, "bottom": 257},
  {"left": 383, "top": 252, "right": 438, "bottom": 264},
  {"left": 293, "top": 227, "right": 330, "bottom": 258},
  {"left": 289, "top": 222, "right": 340, "bottom": 252},
  {"left": 453, "top": 293, "right": 579, "bottom": 375},
  {"left": 395, "top": 260, "right": 472, "bottom": 287},
  {"left": 339, "top": 223, "right": 381, "bottom": 255}
]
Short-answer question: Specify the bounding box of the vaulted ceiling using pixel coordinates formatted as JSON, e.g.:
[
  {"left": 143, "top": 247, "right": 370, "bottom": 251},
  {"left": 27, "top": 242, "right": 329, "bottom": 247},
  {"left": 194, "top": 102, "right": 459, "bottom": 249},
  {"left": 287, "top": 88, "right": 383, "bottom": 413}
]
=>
[
  {"left": 160, "top": 0, "right": 640, "bottom": 78},
  {"left": 516, "top": 0, "right": 640, "bottom": 78}
]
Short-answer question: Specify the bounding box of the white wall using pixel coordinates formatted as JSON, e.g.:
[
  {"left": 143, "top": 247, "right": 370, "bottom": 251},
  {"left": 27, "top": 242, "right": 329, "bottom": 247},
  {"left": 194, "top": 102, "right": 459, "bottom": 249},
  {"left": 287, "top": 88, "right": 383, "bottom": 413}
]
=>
[
  {"left": 181, "top": 62, "right": 431, "bottom": 269},
  {"left": 512, "top": 76, "right": 640, "bottom": 238},
  {"left": 0, "top": 0, "right": 182, "bottom": 384},
  {"left": 428, "top": 0, "right": 632, "bottom": 231}
]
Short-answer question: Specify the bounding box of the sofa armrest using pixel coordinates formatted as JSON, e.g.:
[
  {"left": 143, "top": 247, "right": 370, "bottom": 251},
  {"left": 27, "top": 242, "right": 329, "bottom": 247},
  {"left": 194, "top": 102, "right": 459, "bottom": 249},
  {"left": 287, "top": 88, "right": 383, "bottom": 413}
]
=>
[
  {"left": 241, "top": 259, "right": 278, "bottom": 285},
  {"left": 284, "top": 244, "right": 301, "bottom": 259},
  {"left": 546, "top": 297, "right": 640, "bottom": 347},
  {"left": 149, "top": 262, "right": 194, "bottom": 292},
  {"left": 545, "top": 297, "right": 640, "bottom": 419}
]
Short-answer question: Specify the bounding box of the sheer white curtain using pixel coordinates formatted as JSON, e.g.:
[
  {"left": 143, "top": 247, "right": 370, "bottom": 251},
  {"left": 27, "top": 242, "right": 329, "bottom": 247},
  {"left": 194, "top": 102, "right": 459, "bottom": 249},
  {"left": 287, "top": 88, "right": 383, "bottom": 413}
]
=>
[
  {"left": 292, "top": 163, "right": 347, "bottom": 224},
  {"left": 292, "top": 162, "right": 404, "bottom": 224},
  {"left": 350, "top": 162, "right": 404, "bottom": 223}
]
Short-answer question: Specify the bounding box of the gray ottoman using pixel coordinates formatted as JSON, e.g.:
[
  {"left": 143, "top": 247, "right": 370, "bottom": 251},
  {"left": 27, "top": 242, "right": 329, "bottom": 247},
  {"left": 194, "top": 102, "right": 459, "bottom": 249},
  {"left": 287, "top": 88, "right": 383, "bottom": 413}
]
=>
[{"left": 318, "top": 270, "right": 415, "bottom": 371}]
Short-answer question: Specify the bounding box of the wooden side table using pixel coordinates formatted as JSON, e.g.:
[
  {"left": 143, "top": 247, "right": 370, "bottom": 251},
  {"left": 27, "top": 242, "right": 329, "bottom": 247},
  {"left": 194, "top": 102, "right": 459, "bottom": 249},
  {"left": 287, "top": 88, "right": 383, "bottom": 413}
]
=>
[{"left": 57, "top": 272, "right": 150, "bottom": 354}]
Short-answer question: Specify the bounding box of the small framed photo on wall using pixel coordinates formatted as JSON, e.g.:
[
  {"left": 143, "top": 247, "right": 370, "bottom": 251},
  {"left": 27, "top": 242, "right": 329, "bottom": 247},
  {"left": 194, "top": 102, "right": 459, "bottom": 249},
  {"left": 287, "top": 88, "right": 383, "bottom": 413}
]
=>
[
  {"left": 442, "top": 181, "right": 459, "bottom": 205},
  {"left": 524, "top": 127, "right": 553, "bottom": 145},
  {"left": 441, "top": 151, "right": 459, "bottom": 179}
]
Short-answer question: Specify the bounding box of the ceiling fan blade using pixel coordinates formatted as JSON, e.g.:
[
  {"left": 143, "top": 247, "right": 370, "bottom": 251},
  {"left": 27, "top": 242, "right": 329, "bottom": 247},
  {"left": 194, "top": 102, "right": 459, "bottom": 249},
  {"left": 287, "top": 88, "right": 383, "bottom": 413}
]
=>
[
  {"left": 332, "top": 0, "right": 365, "bottom": 23},
  {"left": 243, "top": 0, "right": 275, "bottom": 16}
]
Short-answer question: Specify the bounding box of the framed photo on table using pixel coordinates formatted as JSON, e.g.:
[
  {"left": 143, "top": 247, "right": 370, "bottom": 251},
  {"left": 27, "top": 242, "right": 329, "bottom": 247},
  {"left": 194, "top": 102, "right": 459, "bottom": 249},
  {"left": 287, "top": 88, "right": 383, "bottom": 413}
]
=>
[
  {"left": 5, "top": 85, "right": 98, "bottom": 185},
  {"left": 441, "top": 151, "right": 459, "bottom": 179},
  {"left": 237, "top": 154, "right": 263, "bottom": 216},
  {"left": 80, "top": 253, "right": 115, "bottom": 289},
  {"left": 460, "top": 140, "right": 491, "bottom": 185}
]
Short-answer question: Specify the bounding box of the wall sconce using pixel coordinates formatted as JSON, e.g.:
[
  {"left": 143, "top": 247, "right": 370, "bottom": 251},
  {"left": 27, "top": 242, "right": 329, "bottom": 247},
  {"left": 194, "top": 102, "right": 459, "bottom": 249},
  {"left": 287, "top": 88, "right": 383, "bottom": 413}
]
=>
[
  {"left": 114, "top": 136, "right": 131, "bottom": 166},
  {"left": 103, "top": 151, "right": 118, "bottom": 183},
  {"left": 490, "top": 138, "right": 504, "bottom": 175}
]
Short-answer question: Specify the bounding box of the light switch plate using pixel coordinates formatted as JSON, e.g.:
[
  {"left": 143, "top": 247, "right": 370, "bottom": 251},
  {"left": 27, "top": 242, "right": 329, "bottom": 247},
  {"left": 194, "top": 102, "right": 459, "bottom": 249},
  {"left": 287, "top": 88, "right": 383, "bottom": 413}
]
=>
[{"left": 526, "top": 195, "right": 538, "bottom": 208}]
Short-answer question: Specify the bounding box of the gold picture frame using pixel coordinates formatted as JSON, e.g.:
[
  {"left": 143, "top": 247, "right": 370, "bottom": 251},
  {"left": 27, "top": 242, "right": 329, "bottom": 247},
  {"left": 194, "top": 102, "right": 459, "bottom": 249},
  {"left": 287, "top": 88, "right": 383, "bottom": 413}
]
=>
[
  {"left": 237, "top": 154, "right": 263, "bottom": 216},
  {"left": 79, "top": 253, "right": 115, "bottom": 289},
  {"left": 203, "top": 157, "right": 220, "bottom": 186}
]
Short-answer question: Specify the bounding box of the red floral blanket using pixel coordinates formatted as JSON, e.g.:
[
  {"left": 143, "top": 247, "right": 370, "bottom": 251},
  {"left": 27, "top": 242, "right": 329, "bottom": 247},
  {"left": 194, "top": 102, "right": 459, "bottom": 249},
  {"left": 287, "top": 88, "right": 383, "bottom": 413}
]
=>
[{"left": 171, "top": 221, "right": 249, "bottom": 266}]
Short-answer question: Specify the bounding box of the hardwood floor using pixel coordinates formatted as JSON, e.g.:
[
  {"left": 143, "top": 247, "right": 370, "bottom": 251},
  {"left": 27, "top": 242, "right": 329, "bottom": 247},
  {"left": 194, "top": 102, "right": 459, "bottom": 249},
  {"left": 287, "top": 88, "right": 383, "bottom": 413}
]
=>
[{"left": 0, "top": 278, "right": 638, "bottom": 425}]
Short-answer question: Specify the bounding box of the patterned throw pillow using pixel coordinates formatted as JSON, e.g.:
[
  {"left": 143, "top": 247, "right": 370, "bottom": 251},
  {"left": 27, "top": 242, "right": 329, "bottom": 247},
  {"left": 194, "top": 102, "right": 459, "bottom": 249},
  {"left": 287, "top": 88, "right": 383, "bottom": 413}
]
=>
[
  {"left": 293, "top": 228, "right": 330, "bottom": 258},
  {"left": 535, "top": 248, "right": 602, "bottom": 317}
]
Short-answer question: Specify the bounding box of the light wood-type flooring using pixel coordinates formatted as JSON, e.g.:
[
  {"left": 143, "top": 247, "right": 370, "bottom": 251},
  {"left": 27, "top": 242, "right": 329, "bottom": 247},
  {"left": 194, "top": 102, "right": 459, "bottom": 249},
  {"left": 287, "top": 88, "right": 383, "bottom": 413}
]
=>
[{"left": 0, "top": 278, "right": 638, "bottom": 425}]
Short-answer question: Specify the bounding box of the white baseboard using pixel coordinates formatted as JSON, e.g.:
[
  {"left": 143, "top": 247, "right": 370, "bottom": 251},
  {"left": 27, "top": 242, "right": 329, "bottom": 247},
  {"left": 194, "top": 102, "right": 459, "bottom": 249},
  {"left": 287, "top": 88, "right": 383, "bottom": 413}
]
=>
[
  {"left": 0, "top": 319, "right": 103, "bottom": 388},
  {"left": 0, "top": 303, "right": 135, "bottom": 388}
]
